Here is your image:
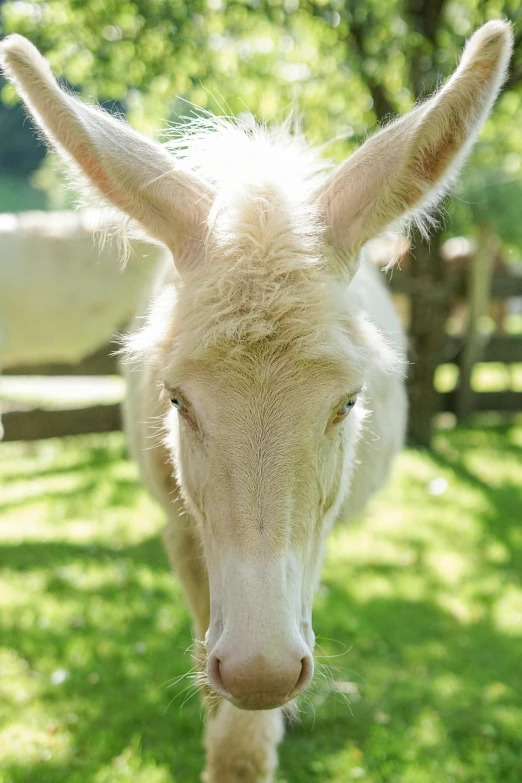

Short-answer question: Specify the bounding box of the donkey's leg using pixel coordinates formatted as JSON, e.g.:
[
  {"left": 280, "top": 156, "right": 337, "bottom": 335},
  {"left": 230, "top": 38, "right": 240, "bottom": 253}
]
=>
[
  {"left": 203, "top": 702, "right": 284, "bottom": 783},
  {"left": 162, "top": 502, "right": 209, "bottom": 641}
]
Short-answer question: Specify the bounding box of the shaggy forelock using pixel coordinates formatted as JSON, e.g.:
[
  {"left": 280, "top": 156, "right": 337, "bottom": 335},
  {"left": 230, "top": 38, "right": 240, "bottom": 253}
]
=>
[{"left": 122, "top": 118, "right": 397, "bottom": 373}]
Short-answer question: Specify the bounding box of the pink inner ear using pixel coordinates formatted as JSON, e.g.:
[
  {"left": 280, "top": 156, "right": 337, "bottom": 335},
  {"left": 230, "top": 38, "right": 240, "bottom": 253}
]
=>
[
  {"left": 76, "top": 142, "right": 120, "bottom": 203},
  {"left": 74, "top": 141, "right": 152, "bottom": 228}
]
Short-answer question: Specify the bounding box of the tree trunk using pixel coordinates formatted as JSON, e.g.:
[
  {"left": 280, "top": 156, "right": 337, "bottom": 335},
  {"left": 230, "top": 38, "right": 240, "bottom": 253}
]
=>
[
  {"left": 404, "top": 0, "right": 450, "bottom": 448},
  {"left": 454, "top": 222, "right": 496, "bottom": 421},
  {"left": 406, "top": 227, "right": 451, "bottom": 447},
  {"left": 337, "top": 0, "right": 454, "bottom": 447}
]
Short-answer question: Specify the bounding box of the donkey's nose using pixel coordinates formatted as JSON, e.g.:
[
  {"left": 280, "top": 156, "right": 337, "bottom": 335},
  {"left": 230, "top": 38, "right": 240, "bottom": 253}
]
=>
[{"left": 208, "top": 646, "right": 313, "bottom": 710}]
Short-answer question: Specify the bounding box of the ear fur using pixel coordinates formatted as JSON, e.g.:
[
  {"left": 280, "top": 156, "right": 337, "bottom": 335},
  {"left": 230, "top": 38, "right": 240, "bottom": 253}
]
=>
[
  {"left": 0, "top": 34, "right": 216, "bottom": 260},
  {"left": 315, "top": 21, "right": 514, "bottom": 278}
]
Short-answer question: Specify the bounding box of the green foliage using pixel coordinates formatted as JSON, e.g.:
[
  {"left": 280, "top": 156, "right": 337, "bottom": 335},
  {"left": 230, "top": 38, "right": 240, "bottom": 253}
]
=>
[
  {"left": 0, "top": 173, "right": 46, "bottom": 211},
  {"left": 0, "top": 423, "right": 521, "bottom": 781},
  {"left": 0, "top": 0, "right": 521, "bottom": 244},
  {"left": 0, "top": 101, "right": 46, "bottom": 177}
]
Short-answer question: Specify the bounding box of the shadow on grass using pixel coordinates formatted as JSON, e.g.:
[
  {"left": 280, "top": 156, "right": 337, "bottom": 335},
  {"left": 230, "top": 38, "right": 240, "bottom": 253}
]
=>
[
  {"left": 0, "top": 477, "right": 143, "bottom": 515},
  {"left": 1, "top": 424, "right": 522, "bottom": 782},
  {"left": 1, "top": 537, "right": 205, "bottom": 782},
  {"left": 0, "top": 447, "right": 121, "bottom": 484},
  {"left": 0, "top": 438, "right": 128, "bottom": 484},
  {"left": 0, "top": 536, "right": 167, "bottom": 573},
  {"left": 1, "top": 436, "right": 207, "bottom": 782},
  {"left": 430, "top": 427, "right": 522, "bottom": 579},
  {"left": 281, "top": 592, "right": 522, "bottom": 782},
  {"left": 281, "top": 422, "right": 522, "bottom": 781}
]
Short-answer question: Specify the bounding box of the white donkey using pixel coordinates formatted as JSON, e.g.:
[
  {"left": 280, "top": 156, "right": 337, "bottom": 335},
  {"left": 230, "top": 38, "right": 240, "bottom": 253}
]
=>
[
  {"left": 0, "top": 209, "right": 162, "bottom": 438},
  {"left": 1, "top": 22, "right": 512, "bottom": 782},
  {"left": 0, "top": 209, "right": 163, "bottom": 370}
]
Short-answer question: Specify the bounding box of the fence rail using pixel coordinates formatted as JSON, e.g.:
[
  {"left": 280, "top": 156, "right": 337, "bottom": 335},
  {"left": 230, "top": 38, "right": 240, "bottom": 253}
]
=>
[
  {"left": 2, "top": 403, "right": 121, "bottom": 441},
  {"left": 2, "top": 266, "right": 522, "bottom": 441},
  {"left": 4, "top": 343, "right": 118, "bottom": 377},
  {"left": 388, "top": 270, "right": 522, "bottom": 297}
]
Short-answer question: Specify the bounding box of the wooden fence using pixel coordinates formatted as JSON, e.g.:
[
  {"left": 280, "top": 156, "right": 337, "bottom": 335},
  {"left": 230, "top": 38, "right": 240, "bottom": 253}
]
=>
[{"left": 2, "top": 266, "right": 522, "bottom": 442}]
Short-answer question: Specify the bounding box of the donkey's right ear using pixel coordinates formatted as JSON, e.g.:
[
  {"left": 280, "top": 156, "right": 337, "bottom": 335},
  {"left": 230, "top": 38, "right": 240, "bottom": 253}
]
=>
[
  {"left": 314, "top": 21, "right": 513, "bottom": 280},
  {"left": 0, "top": 35, "right": 215, "bottom": 260}
]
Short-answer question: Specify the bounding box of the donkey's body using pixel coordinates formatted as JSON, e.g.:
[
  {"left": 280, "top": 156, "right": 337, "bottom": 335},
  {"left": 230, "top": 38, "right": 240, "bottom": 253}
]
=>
[
  {"left": 123, "top": 239, "right": 406, "bottom": 783},
  {"left": 0, "top": 209, "right": 162, "bottom": 369},
  {"left": 1, "top": 22, "right": 512, "bottom": 781}
]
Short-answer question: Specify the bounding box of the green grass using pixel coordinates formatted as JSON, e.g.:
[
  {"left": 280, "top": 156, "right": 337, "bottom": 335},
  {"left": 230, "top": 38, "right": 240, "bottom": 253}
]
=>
[{"left": 1, "top": 423, "right": 521, "bottom": 783}]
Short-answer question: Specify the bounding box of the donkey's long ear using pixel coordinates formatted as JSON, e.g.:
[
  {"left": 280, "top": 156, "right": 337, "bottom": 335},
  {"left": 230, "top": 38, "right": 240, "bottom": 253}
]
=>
[
  {"left": 0, "top": 35, "right": 215, "bottom": 258},
  {"left": 315, "top": 21, "right": 513, "bottom": 278}
]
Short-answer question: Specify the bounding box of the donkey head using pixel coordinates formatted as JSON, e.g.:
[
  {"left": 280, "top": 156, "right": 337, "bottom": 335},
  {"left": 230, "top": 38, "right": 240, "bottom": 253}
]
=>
[{"left": 1, "top": 22, "right": 512, "bottom": 709}]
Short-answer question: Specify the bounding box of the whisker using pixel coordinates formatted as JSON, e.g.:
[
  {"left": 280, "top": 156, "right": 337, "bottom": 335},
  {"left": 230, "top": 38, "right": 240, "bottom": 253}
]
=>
[
  {"left": 159, "top": 666, "right": 196, "bottom": 689},
  {"left": 315, "top": 637, "right": 351, "bottom": 656},
  {"left": 163, "top": 680, "right": 201, "bottom": 715},
  {"left": 180, "top": 684, "right": 200, "bottom": 713},
  {"left": 167, "top": 672, "right": 198, "bottom": 691}
]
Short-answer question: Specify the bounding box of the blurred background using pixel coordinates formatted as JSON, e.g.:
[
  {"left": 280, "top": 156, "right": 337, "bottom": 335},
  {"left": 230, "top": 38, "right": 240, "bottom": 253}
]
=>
[{"left": 1, "top": 2, "right": 521, "bottom": 782}]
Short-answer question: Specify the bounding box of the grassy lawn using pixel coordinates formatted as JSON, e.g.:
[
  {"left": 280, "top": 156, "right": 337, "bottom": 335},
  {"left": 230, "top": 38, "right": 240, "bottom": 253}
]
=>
[{"left": 0, "top": 422, "right": 521, "bottom": 783}]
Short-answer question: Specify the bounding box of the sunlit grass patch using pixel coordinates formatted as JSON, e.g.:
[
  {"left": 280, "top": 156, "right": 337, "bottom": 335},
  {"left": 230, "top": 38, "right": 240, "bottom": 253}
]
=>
[{"left": 1, "top": 422, "right": 521, "bottom": 782}]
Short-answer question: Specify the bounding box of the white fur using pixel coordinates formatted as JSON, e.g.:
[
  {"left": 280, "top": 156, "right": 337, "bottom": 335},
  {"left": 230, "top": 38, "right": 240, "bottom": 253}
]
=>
[
  {"left": 0, "top": 22, "right": 512, "bottom": 781},
  {"left": 0, "top": 209, "right": 163, "bottom": 367},
  {"left": 0, "top": 209, "right": 164, "bottom": 439}
]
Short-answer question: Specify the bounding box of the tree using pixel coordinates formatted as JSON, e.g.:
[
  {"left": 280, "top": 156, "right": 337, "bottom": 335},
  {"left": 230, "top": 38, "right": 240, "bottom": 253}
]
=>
[
  {"left": 296, "top": 0, "right": 521, "bottom": 445},
  {"left": 1, "top": 0, "right": 521, "bottom": 445}
]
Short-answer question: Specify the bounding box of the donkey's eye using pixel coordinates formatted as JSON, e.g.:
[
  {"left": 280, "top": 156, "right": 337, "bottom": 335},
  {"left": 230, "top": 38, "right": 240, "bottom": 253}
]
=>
[
  {"left": 335, "top": 394, "right": 358, "bottom": 419},
  {"left": 166, "top": 390, "right": 198, "bottom": 430},
  {"left": 170, "top": 396, "right": 186, "bottom": 412}
]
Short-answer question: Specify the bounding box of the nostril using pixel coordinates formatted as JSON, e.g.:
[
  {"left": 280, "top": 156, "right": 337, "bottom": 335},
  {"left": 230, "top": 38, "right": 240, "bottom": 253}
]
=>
[
  {"left": 291, "top": 655, "right": 314, "bottom": 697},
  {"left": 209, "top": 655, "right": 228, "bottom": 694},
  {"left": 208, "top": 655, "right": 239, "bottom": 702}
]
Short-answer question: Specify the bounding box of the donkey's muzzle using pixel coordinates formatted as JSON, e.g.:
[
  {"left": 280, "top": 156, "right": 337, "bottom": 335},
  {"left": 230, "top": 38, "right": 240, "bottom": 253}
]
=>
[{"left": 207, "top": 643, "right": 313, "bottom": 710}]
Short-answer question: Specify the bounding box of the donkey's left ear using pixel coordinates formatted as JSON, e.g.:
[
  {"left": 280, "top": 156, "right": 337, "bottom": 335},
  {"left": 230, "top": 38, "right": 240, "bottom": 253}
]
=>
[{"left": 315, "top": 21, "right": 513, "bottom": 278}]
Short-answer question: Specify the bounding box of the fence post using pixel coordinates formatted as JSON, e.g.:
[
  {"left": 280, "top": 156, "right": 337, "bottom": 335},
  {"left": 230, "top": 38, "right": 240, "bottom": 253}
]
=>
[{"left": 455, "top": 222, "right": 496, "bottom": 421}]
